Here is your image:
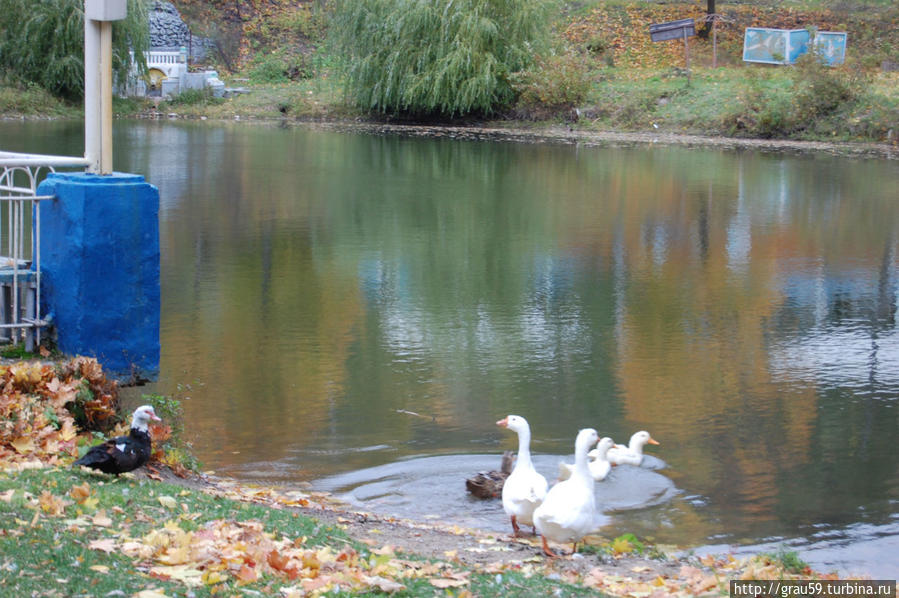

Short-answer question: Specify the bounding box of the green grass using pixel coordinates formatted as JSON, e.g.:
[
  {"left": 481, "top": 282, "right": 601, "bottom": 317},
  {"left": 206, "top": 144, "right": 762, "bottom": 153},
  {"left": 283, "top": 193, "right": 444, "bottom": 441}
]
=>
[
  {"left": 0, "top": 467, "right": 600, "bottom": 597},
  {"left": 0, "top": 77, "right": 78, "bottom": 118},
  {"left": 762, "top": 547, "right": 811, "bottom": 575},
  {"left": 0, "top": 468, "right": 340, "bottom": 596}
]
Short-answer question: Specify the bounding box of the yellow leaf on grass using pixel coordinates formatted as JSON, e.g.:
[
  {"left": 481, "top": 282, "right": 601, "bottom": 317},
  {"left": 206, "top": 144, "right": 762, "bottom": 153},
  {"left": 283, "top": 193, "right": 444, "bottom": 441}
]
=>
[
  {"left": 365, "top": 575, "right": 406, "bottom": 592},
  {"left": 39, "top": 490, "right": 69, "bottom": 516},
  {"left": 429, "top": 578, "right": 469, "bottom": 589},
  {"left": 121, "top": 541, "right": 153, "bottom": 559},
  {"left": 69, "top": 483, "right": 91, "bottom": 503},
  {"left": 92, "top": 509, "right": 113, "bottom": 527},
  {"left": 157, "top": 496, "right": 177, "bottom": 509},
  {"left": 11, "top": 436, "right": 35, "bottom": 454},
  {"left": 150, "top": 565, "right": 204, "bottom": 587},
  {"left": 89, "top": 565, "right": 109, "bottom": 573},
  {"left": 88, "top": 538, "right": 117, "bottom": 553},
  {"left": 202, "top": 570, "right": 227, "bottom": 585},
  {"left": 59, "top": 420, "right": 78, "bottom": 442}
]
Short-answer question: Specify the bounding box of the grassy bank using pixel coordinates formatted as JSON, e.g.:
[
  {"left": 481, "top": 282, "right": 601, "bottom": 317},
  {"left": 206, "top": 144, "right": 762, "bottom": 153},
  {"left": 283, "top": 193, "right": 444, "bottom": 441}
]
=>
[
  {"left": 3, "top": 2, "right": 898, "bottom": 145},
  {"left": 140, "top": 62, "right": 898, "bottom": 146},
  {"left": 0, "top": 464, "right": 864, "bottom": 598},
  {"left": 0, "top": 466, "right": 601, "bottom": 597}
]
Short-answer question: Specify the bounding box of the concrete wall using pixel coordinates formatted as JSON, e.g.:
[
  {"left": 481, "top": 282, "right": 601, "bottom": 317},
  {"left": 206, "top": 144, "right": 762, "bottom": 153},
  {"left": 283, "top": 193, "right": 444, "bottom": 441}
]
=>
[{"left": 36, "top": 173, "right": 160, "bottom": 382}]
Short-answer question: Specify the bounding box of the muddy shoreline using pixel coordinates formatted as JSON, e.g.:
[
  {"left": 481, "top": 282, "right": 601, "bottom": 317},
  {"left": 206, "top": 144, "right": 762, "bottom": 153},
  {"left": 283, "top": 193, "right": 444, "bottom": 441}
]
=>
[{"left": 156, "top": 115, "right": 899, "bottom": 160}]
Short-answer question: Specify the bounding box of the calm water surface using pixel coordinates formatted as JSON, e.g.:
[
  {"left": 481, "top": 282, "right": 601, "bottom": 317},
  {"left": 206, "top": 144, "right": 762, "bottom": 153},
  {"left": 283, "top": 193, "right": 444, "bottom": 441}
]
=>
[{"left": 3, "top": 121, "right": 897, "bottom": 577}]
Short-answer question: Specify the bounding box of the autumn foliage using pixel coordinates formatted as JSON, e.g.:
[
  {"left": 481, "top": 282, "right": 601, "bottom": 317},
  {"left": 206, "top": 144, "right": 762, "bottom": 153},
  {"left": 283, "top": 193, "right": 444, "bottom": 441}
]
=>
[{"left": 0, "top": 357, "right": 172, "bottom": 466}]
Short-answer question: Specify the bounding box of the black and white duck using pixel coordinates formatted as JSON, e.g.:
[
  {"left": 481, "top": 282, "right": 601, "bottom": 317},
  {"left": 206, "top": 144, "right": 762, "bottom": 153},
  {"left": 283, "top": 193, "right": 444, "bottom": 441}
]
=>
[{"left": 74, "top": 405, "right": 161, "bottom": 475}]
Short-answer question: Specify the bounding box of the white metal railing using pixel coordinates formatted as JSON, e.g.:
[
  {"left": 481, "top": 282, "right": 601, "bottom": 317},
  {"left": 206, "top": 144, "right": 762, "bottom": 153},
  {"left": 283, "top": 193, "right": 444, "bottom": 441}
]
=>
[
  {"left": 0, "top": 151, "right": 90, "bottom": 350},
  {"left": 146, "top": 51, "right": 183, "bottom": 66}
]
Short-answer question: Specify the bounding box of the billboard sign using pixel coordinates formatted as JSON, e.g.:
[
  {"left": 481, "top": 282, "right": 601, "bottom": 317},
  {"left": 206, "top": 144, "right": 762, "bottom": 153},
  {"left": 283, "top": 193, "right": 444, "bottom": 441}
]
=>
[{"left": 742, "top": 28, "right": 810, "bottom": 65}]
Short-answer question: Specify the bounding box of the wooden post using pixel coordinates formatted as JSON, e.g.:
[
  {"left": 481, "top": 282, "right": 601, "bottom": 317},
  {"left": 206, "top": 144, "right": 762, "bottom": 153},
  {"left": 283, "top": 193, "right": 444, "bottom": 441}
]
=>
[
  {"left": 83, "top": 0, "right": 127, "bottom": 174},
  {"left": 84, "top": 15, "right": 100, "bottom": 173},
  {"left": 100, "top": 21, "right": 113, "bottom": 174},
  {"left": 683, "top": 27, "right": 691, "bottom": 80},
  {"left": 712, "top": 15, "right": 718, "bottom": 68}
]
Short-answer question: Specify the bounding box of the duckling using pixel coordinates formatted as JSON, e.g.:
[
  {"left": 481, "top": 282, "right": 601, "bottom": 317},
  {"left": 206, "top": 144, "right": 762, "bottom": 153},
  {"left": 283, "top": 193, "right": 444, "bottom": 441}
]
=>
[{"left": 465, "top": 450, "right": 515, "bottom": 499}]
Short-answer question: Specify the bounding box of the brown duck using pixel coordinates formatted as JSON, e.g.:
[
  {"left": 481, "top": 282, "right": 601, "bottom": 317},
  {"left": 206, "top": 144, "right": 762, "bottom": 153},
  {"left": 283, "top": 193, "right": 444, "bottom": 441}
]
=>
[{"left": 465, "top": 450, "right": 515, "bottom": 499}]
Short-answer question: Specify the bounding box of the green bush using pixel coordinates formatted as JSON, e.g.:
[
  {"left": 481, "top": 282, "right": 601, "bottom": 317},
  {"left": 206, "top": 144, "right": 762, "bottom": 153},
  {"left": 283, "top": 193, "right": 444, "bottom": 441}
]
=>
[
  {"left": 0, "top": 77, "right": 72, "bottom": 115},
  {"left": 247, "top": 52, "right": 312, "bottom": 84},
  {"left": 330, "top": 0, "right": 551, "bottom": 117},
  {"left": 164, "top": 87, "right": 225, "bottom": 107},
  {"left": 721, "top": 56, "right": 866, "bottom": 138},
  {"left": 792, "top": 53, "right": 860, "bottom": 119},
  {"left": 512, "top": 51, "right": 592, "bottom": 120}
]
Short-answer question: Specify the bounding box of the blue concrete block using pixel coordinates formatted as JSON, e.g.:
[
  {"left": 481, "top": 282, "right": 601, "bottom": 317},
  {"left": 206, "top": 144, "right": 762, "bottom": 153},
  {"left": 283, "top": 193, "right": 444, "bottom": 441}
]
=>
[{"left": 37, "top": 172, "right": 160, "bottom": 382}]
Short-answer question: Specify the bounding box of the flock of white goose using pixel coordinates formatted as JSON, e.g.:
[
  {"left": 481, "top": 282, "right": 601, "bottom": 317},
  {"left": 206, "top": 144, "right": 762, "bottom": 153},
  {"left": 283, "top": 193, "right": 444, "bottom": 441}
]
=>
[{"left": 496, "top": 415, "right": 659, "bottom": 557}]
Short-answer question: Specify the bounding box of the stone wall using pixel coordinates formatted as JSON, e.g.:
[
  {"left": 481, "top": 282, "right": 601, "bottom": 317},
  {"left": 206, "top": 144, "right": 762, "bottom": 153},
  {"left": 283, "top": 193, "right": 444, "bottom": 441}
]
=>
[{"left": 149, "top": 1, "right": 212, "bottom": 60}]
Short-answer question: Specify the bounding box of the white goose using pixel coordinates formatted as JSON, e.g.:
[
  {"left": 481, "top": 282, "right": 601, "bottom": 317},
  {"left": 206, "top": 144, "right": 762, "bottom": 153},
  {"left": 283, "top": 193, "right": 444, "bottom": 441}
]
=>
[
  {"left": 497, "top": 415, "right": 548, "bottom": 536},
  {"left": 557, "top": 436, "right": 615, "bottom": 481},
  {"left": 534, "top": 427, "right": 600, "bottom": 557},
  {"left": 606, "top": 430, "right": 659, "bottom": 466}
]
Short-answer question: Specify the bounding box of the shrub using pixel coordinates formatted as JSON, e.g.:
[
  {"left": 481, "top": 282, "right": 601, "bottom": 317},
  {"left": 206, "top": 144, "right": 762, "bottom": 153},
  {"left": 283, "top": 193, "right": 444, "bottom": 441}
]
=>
[
  {"left": 164, "top": 87, "right": 225, "bottom": 107},
  {"left": 792, "top": 53, "right": 859, "bottom": 120},
  {"left": 512, "top": 51, "right": 592, "bottom": 120},
  {"left": 143, "top": 393, "right": 200, "bottom": 472},
  {"left": 247, "top": 52, "right": 312, "bottom": 84}
]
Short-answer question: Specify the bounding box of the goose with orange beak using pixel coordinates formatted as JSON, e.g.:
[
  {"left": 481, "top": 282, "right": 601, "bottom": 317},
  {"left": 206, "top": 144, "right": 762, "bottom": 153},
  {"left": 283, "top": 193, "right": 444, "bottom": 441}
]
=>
[
  {"left": 606, "top": 430, "right": 659, "bottom": 466},
  {"left": 497, "top": 415, "right": 547, "bottom": 536}
]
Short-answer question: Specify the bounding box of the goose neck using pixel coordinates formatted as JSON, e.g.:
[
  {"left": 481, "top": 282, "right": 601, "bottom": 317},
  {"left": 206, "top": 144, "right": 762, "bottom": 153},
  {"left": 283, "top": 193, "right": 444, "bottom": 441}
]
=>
[{"left": 515, "top": 428, "right": 533, "bottom": 465}]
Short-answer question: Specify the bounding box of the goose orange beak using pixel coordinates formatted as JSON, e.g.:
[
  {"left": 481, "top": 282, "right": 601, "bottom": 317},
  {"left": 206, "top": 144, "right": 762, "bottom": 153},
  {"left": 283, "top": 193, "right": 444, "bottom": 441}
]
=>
[
  {"left": 648, "top": 437, "right": 660, "bottom": 445},
  {"left": 496, "top": 417, "right": 509, "bottom": 428}
]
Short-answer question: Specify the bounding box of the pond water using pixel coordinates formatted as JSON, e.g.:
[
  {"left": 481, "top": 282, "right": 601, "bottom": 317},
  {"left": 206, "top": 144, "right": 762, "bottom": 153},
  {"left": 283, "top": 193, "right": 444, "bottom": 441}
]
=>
[{"left": 2, "top": 121, "right": 897, "bottom": 578}]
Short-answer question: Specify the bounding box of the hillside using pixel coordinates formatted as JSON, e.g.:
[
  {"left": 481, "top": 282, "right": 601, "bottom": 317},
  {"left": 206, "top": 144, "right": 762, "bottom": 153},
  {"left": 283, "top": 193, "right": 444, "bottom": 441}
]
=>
[
  {"left": 170, "top": 0, "right": 898, "bottom": 74},
  {"left": 1, "top": 1, "right": 897, "bottom": 145}
]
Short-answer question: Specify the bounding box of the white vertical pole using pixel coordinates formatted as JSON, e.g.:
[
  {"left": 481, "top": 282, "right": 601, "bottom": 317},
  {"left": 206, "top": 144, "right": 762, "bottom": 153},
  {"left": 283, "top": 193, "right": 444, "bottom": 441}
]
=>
[
  {"left": 84, "top": 7, "right": 101, "bottom": 174},
  {"left": 100, "top": 21, "right": 113, "bottom": 174}
]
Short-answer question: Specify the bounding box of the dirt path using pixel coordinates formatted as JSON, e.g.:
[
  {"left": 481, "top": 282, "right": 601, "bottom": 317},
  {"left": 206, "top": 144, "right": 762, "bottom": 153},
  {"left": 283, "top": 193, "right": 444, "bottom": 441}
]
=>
[{"left": 140, "top": 466, "right": 804, "bottom": 596}]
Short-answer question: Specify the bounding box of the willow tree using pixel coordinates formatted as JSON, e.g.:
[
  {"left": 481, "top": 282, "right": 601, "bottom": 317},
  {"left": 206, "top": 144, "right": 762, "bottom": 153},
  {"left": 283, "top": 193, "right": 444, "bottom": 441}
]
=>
[
  {"left": 0, "top": 0, "right": 149, "bottom": 101},
  {"left": 330, "top": 0, "right": 551, "bottom": 117}
]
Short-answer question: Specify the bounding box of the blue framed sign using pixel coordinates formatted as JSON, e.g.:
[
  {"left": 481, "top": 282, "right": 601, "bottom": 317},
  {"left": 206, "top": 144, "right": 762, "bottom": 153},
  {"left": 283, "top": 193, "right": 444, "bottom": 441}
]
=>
[
  {"left": 742, "top": 28, "right": 810, "bottom": 65},
  {"left": 813, "top": 32, "right": 848, "bottom": 65}
]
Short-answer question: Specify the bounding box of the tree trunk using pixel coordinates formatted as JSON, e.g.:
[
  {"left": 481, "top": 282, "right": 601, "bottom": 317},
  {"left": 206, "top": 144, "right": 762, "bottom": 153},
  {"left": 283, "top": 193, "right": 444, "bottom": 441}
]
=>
[{"left": 700, "top": 0, "right": 717, "bottom": 38}]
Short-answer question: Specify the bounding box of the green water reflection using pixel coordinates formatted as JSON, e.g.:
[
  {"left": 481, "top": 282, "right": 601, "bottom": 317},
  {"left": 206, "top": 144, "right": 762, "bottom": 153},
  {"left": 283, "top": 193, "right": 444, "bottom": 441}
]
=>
[{"left": 2, "top": 121, "right": 897, "bottom": 571}]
